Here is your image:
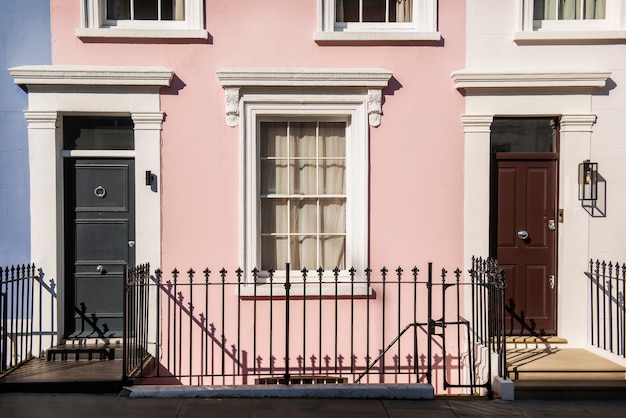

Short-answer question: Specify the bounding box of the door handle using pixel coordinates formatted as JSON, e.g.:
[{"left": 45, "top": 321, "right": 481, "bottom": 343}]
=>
[
  {"left": 517, "top": 230, "right": 529, "bottom": 240},
  {"left": 549, "top": 275, "right": 555, "bottom": 290},
  {"left": 96, "top": 264, "right": 104, "bottom": 273}
]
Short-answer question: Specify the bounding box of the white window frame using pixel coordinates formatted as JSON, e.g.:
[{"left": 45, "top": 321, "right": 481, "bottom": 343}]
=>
[
  {"left": 242, "top": 100, "right": 368, "bottom": 296},
  {"left": 516, "top": 0, "right": 626, "bottom": 42},
  {"left": 77, "top": 0, "right": 208, "bottom": 39},
  {"left": 314, "top": 0, "right": 440, "bottom": 42},
  {"left": 217, "top": 67, "right": 393, "bottom": 296}
]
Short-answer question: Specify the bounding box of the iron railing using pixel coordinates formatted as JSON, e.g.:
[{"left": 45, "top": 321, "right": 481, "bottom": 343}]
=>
[
  {"left": 469, "top": 257, "right": 507, "bottom": 379},
  {"left": 586, "top": 259, "right": 625, "bottom": 357},
  {"left": 1, "top": 264, "right": 56, "bottom": 374},
  {"left": 124, "top": 259, "right": 506, "bottom": 396}
]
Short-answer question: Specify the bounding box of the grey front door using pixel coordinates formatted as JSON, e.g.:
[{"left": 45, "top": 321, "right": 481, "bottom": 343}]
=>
[{"left": 64, "top": 158, "right": 135, "bottom": 338}]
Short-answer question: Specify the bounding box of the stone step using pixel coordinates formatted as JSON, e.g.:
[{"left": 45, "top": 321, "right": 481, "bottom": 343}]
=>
[
  {"left": 514, "top": 379, "right": 626, "bottom": 400},
  {"left": 507, "top": 348, "right": 626, "bottom": 380},
  {"left": 506, "top": 348, "right": 626, "bottom": 400}
]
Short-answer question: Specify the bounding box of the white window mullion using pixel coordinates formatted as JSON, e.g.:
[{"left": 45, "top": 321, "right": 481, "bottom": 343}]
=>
[
  {"left": 315, "top": 122, "right": 321, "bottom": 270},
  {"left": 359, "top": 0, "right": 363, "bottom": 23},
  {"left": 286, "top": 122, "right": 292, "bottom": 266},
  {"left": 385, "top": 0, "right": 390, "bottom": 23}
]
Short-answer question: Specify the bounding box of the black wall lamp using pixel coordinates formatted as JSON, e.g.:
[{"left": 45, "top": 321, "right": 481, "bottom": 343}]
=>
[{"left": 578, "top": 160, "right": 598, "bottom": 202}]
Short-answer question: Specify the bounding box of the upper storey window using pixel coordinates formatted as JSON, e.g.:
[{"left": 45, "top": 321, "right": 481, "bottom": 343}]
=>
[
  {"left": 533, "top": 0, "right": 605, "bottom": 28},
  {"left": 336, "top": 0, "right": 413, "bottom": 26},
  {"left": 106, "top": 0, "right": 185, "bottom": 22},
  {"left": 517, "top": 0, "right": 626, "bottom": 41},
  {"left": 315, "top": 0, "right": 440, "bottom": 42},
  {"left": 78, "top": 0, "right": 208, "bottom": 39}
]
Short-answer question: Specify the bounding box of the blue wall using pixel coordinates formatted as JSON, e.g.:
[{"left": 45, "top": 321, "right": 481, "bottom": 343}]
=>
[{"left": 0, "top": 0, "right": 51, "bottom": 266}]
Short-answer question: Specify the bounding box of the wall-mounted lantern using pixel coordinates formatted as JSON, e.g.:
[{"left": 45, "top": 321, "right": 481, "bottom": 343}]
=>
[{"left": 578, "top": 160, "right": 598, "bottom": 202}]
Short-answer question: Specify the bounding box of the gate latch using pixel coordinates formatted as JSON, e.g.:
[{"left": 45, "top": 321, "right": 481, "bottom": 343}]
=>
[{"left": 549, "top": 275, "right": 555, "bottom": 290}]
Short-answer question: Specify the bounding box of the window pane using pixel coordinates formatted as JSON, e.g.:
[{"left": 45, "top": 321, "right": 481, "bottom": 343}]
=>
[
  {"left": 586, "top": 0, "right": 605, "bottom": 19},
  {"left": 291, "top": 236, "right": 317, "bottom": 270},
  {"left": 490, "top": 118, "right": 557, "bottom": 153},
  {"left": 559, "top": 0, "right": 579, "bottom": 20},
  {"left": 321, "top": 236, "right": 345, "bottom": 270},
  {"left": 261, "top": 199, "right": 288, "bottom": 233},
  {"left": 321, "top": 199, "right": 346, "bottom": 234},
  {"left": 260, "top": 122, "right": 288, "bottom": 158},
  {"left": 291, "top": 200, "right": 317, "bottom": 234},
  {"left": 363, "top": 0, "right": 386, "bottom": 22},
  {"left": 260, "top": 159, "right": 290, "bottom": 194},
  {"left": 290, "top": 122, "right": 317, "bottom": 158},
  {"left": 338, "top": 0, "right": 359, "bottom": 22},
  {"left": 107, "top": 0, "right": 131, "bottom": 20},
  {"left": 261, "top": 236, "right": 288, "bottom": 271},
  {"left": 135, "top": 0, "right": 158, "bottom": 20},
  {"left": 63, "top": 116, "right": 134, "bottom": 150},
  {"left": 319, "top": 159, "right": 345, "bottom": 194},
  {"left": 292, "top": 160, "right": 316, "bottom": 195},
  {"left": 319, "top": 122, "right": 346, "bottom": 158},
  {"left": 395, "top": 0, "right": 412, "bottom": 22},
  {"left": 161, "top": 0, "right": 174, "bottom": 20}
]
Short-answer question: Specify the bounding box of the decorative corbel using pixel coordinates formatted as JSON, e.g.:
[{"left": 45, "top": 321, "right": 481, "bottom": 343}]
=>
[
  {"left": 367, "top": 89, "right": 383, "bottom": 127},
  {"left": 225, "top": 87, "right": 240, "bottom": 127}
]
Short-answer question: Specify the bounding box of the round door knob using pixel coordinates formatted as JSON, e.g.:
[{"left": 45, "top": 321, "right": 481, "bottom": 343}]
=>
[
  {"left": 96, "top": 264, "right": 104, "bottom": 272},
  {"left": 517, "top": 230, "right": 529, "bottom": 240}
]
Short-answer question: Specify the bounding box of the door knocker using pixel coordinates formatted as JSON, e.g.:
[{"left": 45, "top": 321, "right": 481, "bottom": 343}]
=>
[{"left": 94, "top": 185, "right": 107, "bottom": 199}]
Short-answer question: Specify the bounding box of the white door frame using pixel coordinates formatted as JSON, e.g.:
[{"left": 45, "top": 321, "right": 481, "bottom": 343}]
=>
[
  {"left": 453, "top": 69, "right": 610, "bottom": 346},
  {"left": 10, "top": 65, "right": 172, "bottom": 342}
]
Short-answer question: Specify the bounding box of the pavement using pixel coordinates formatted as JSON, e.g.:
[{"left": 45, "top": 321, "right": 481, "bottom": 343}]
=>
[{"left": 1, "top": 393, "right": 626, "bottom": 417}]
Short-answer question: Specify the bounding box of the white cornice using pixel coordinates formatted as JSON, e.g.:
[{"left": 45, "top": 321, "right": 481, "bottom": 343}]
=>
[
  {"left": 452, "top": 70, "right": 611, "bottom": 90},
  {"left": 9, "top": 65, "right": 174, "bottom": 87},
  {"left": 216, "top": 67, "right": 393, "bottom": 127},
  {"left": 217, "top": 67, "right": 393, "bottom": 88}
]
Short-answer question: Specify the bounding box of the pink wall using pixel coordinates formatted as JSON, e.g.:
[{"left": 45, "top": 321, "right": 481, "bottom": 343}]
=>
[{"left": 50, "top": 0, "right": 466, "bottom": 272}]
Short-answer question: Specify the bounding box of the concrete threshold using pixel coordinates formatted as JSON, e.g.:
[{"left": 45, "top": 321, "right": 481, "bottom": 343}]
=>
[{"left": 122, "top": 383, "right": 435, "bottom": 400}]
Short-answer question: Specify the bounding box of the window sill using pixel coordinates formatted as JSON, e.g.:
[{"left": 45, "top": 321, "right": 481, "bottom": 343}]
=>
[
  {"left": 313, "top": 30, "right": 441, "bottom": 44},
  {"left": 76, "top": 27, "right": 209, "bottom": 40},
  {"left": 238, "top": 281, "right": 371, "bottom": 298},
  {"left": 514, "top": 30, "right": 626, "bottom": 44}
]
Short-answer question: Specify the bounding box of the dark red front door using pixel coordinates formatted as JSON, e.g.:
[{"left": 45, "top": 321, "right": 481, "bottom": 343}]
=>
[{"left": 496, "top": 153, "right": 558, "bottom": 335}]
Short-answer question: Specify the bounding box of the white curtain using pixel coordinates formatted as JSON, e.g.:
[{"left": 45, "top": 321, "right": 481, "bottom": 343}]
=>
[
  {"left": 396, "top": 0, "right": 412, "bottom": 23},
  {"left": 174, "top": 0, "right": 185, "bottom": 21},
  {"left": 260, "top": 122, "right": 346, "bottom": 270},
  {"left": 538, "top": 0, "right": 605, "bottom": 20}
]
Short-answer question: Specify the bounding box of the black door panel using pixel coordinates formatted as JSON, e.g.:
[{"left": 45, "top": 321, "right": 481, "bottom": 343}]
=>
[{"left": 65, "top": 159, "right": 135, "bottom": 338}]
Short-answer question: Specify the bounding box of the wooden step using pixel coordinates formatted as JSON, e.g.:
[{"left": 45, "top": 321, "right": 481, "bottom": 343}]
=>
[{"left": 46, "top": 344, "right": 118, "bottom": 361}]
